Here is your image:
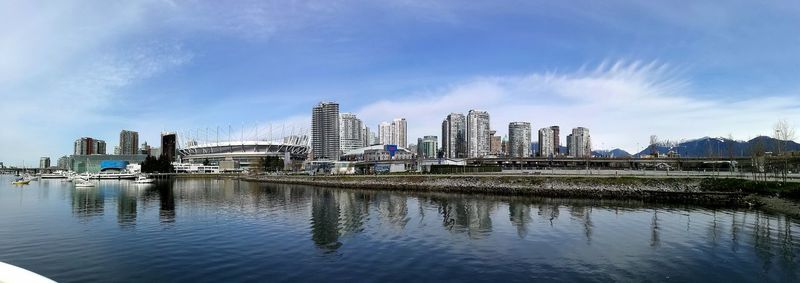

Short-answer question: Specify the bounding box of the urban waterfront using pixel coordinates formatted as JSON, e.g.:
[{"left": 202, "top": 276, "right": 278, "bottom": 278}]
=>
[{"left": 1, "top": 175, "right": 799, "bottom": 282}]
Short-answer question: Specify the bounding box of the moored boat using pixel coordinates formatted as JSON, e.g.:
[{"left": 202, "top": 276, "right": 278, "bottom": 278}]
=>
[
  {"left": 11, "top": 178, "right": 31, "bottom": 185},
  {"left": 133, "top": 175, "right": 155, "bottom": 184},
  {"left": 74, "top": 179, "right": 96, "bottom": 188}
]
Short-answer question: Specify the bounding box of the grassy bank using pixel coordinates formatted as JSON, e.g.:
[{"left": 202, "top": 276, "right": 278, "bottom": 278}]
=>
[{"left": 699, "top": 178, "right": 800, "bottom": 198}]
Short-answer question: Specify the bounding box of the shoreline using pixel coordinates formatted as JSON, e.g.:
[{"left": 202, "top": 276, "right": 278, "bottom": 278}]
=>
[
  {"left": 242, "top": 175, "right": 800, "bottom": 217},
  {"left": 243, "top": 175, "right": 748, "bottom": 204}
]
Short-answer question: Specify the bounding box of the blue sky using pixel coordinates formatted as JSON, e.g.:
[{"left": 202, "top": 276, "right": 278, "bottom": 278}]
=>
[{"left": 2, "top": 0, "right": 800, "bottom": 165}]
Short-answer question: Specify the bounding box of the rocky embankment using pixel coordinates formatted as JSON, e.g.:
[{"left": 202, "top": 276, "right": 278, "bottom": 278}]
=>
[{"left": 245, "top": 175, "right": 750, "bottom": 206}]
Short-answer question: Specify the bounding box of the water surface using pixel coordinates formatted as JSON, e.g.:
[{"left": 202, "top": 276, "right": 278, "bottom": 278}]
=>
[{"left": 0, "top": 175, "right": 798, "bottom": 282}]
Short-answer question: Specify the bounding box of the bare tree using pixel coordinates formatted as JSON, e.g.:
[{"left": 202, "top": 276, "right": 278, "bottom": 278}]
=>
[
  {"left": 750, "top": 137, "right": 766, "bottom": 182},
  {"left": 774, "top": 119, "right": 797, "bottom": 183},
  {"left": 727, "top": 134, "right": 736, "bottom": 174}
]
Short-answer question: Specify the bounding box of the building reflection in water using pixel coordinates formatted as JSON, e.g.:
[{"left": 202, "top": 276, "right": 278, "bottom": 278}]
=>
[
  {"left": 428, "top": 196, "right": 493, "bottom": 239},
  {"left": 650, "top": 209, "right": 660, "bottom": 248},
  {"left": 569, "top": 204, "right": 593, "bottom": 244},
  {"left": 375, "top": 194, "right": 409, "bottom": 231},
  {"left": 117, "top": 187, "right": 138, "bottom": 228},
  {"left": 158, "top": 184, "right": 176, "bottom": 224},
  {"left": 508, "top": 201, "right": 532, "bottom": 239},
  {"left": 537, "top": 201, "right": 560, "bottom": 226},
  {"left": 71, "top": 187, "right": 104, "bottom": 219},
  {"left": 310, "top": 189, "right": 342, "bottom": 251},
  {"left": 66, "top": 178, "right": 797, "bottom": 273},
  {"left": 336, "top": 190, "right": 370, "bottom": 235}
]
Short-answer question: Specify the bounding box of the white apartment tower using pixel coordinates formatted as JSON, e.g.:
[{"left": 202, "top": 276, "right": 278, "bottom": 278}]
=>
[
  {"left": 538, "top": 127, "right": 555, "bottom": 158},
  {"left": 508, "top": 122, "right": 531, "bottom": 158},
  {"left": 378, "top": 122, "right": 392, "bottom": 145},
  {"left": 377, "top": 118, "right": 408, "bottom": 148},
  {"left": 567, "top": 127, "right": 591, "bottom": 158},
  {"left": 339, "top": 113, "right": 364, "bottom": 153},
  {"left": 393, "top": 118, "right": 407, "bottom": 148},
  {"left": 466, "top": 110, "right": 491, "bottom": 158}
]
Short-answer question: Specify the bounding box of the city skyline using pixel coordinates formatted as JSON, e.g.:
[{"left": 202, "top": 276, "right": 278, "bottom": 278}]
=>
[{"left": 3, "top": 1, "right": 800, "bottom": 165}]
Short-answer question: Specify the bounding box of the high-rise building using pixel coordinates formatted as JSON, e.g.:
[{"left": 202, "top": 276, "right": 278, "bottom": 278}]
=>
[
  {"left": 161, "top": 132, "right": 177, "bottom": 161},
  {"left": 550, "top": 126, "right": 560, "bottom": 155},
  {"left": 312, "top": 102, "right": 340, "bottom": 160},
  {"left": 567, "top": 127, "right": 591, "bottom": 158},
  {"left": 566, "top": 133, "right": 573, "bottom": 156},
  {"left": 339, "top": 113, "right": 364, "bottom": 153},
  {"left": 370, "top": 131, "right": 379, "bottom": 145},
  {"left": 57, "top": 156, "right": 69, "bottom": 170},
  {"left": 361, "top": 126, "right": 371, "bottom": 147},
  {"left": 140, "top": 142, "right": 152, "bottom": 156},
  {"left": 73, "top": 137, "right": 107, "bottom": 155},
  {"left": 119, "top": 130, "right": 139, "bottom": 155},
  {"left": 378, "top": 122, "right": 392, "bottom": 145},
  {"left": 442, "top": 113, "right": 466, "bottom": 158},
  {"left": 538, "top": 127, "right": 555, "bottom": 158},
  {"left": 393, "top": 118, "right": 407, "bottom": 148},
  {"left": 466, "top": 110, "right": 491, "bottom": 158},
  {"left": 96, "top": 140, "right": 106, "bottom": 155},
  {"left": 39, "top": 157, "right": 50, "bottom": 169},
  {"left": 377, "top": 118, "right": 407, "bottom": 148},
  {"left": 417, "top": 136, "right": 438, "bottom": 159},
  {"left": 489, "top": 130, "right": 502, "bottom": 156},
  {"left": 508, "top": 122, "right": 531, "bottom": 158}
]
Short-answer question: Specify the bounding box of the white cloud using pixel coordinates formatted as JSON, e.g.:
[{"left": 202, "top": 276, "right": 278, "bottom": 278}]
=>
[
  {"left": 0, "top": 1, "right": 191, "bottom": 165},
  {"left": 355, "top": 60, "right": 800, "bottom": 152}
]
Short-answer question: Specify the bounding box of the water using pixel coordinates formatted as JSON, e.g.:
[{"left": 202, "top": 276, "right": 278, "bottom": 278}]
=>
[{"left": 1, "top": 175, "right": 798, "bottom": 282}]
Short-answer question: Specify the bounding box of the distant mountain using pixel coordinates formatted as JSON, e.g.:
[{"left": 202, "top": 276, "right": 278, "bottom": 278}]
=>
[
  {"left": 634, "top": 136, "right": 800, "bottom": 157},
  {"left": 593, "top": 149, "right": 632, "bottom": 158}
]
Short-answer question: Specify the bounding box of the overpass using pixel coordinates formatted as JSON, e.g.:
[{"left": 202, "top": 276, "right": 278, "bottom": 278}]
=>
[{"left": 349, "top": 157, "right": 753, "bottom": 172}]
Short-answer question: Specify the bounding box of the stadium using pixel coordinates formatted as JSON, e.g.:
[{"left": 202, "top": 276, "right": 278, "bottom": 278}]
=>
[{"left": 177, "top": 126, "right": 309, "bottom": 171}]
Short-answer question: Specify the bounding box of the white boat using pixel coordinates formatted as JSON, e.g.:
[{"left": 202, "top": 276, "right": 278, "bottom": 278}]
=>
[
  {"left": 0, "top": 261, "right": 56, "bottom": 283},
  {"left": 74, "top": 180, "right": 96, "bottom": 188},
  {"left": 133, "top": 175, "right": 155, "bottom": 184},
  {"left": 90, "top": 172, "right": 137, "bottom": 180},
  {"left": 40, "top": 173, "right": 67, "bottom": 179}
]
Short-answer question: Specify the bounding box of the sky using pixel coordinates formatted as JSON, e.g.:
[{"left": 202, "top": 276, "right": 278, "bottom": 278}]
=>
[{"left": 2, "top": 0, "right": 800, "bottom": 166}]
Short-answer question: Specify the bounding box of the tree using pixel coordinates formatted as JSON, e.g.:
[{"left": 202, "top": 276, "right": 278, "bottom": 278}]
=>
[
  {"left": 260, "top": 156, "right": 284, "bottom": 173},
  {"left": 774, "top": 119, "right": 797, "bottom": 183},
  {"left": 140, "top": 155, "right": 175, "bottom": 173}
]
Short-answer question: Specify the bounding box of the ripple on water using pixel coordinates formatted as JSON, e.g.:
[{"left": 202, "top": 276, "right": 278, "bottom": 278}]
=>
[{"left": 1, "top": 176, "right": 800, "bottom": 283}]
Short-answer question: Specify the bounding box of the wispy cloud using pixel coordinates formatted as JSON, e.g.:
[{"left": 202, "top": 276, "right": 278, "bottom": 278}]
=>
[
  {"left": 0, "top": 0, "right": 192, "bottom": 164},
  {"left": 356, "top": 60, "right": 800, "bottom": 152}
]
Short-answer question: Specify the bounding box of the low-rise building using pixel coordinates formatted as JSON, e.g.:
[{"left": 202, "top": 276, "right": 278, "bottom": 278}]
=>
[
  {"left": 341, "top": 144, "right": 414, "bottom": 161},
  {"left": 65, "top": 154, "right": 148, "bottom": 173},
  {"left": 173, "top": 163, "right": 220, "bottom": 173}
]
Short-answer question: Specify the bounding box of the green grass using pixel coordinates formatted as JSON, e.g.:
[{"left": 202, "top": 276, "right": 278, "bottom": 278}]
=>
[{"left": 699, "top": 178, "right": 800, "bottom": 198}]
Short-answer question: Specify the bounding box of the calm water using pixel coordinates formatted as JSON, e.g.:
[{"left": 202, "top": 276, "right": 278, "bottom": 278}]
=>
[{"left": 1, "top": 175, "right": 799, "bottom": 282}]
